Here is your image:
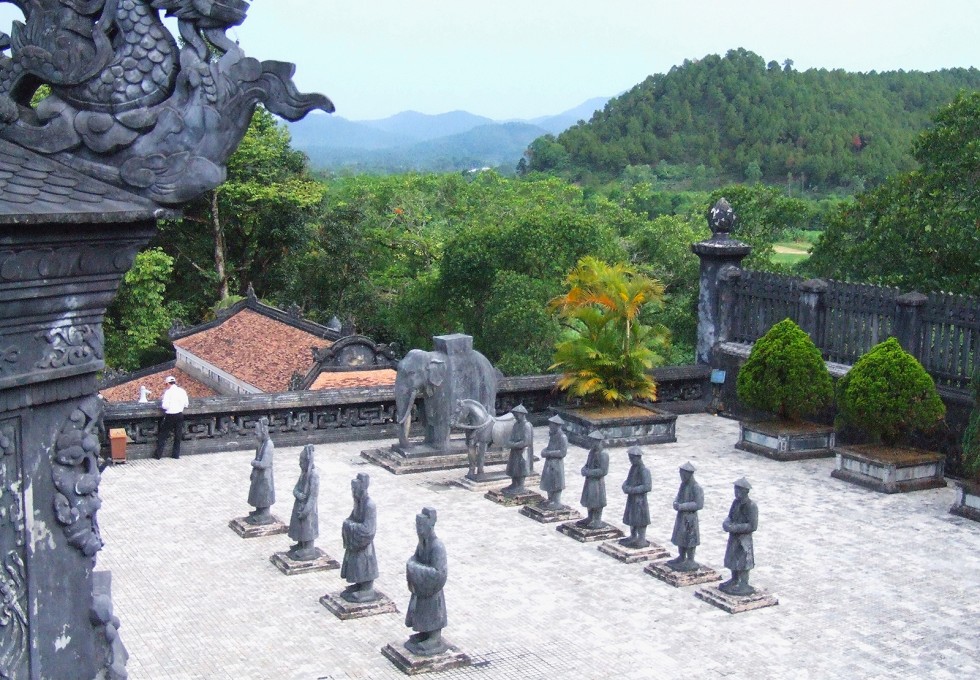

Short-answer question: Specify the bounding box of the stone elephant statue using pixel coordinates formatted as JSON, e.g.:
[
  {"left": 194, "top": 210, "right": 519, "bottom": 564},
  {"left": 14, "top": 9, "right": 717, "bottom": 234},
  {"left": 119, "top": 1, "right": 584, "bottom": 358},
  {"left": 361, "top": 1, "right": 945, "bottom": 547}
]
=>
[{"left": 394, "top": 334, "right": 499, "bottom": 453}]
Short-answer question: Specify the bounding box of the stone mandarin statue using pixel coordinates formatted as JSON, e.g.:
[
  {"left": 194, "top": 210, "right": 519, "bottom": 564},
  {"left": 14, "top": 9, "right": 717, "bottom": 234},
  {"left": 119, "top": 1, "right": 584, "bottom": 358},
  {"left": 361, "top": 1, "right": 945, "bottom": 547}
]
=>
[
  {"left": 245, "top": 417, "right": 276, "bottom": 525},
  {"left": 341, "top": 473, "right": 381, "bottom": 603},
  {"left": 666, "top": 462, "right": 704, "bottom": 571},
  {"left": 404, "top": 507, "right": 449, "bottom": 656},
  {"left": 720, "top": 478, "right": 759, "bottom": 596},
  {"left": 538, "top": 415, "right": 568, "bottom": 509},
  {"left": 620, "top": 446, "right": 652, "bottom": 549},
  {"left": 287, "top": 445, "right": 319, "bottom": 561},
  {"left": 578, "top": 431, "right": 609, "bottom": 529},
  {"left": 502, "top": 405, "right": 532, "bottom": 496}
]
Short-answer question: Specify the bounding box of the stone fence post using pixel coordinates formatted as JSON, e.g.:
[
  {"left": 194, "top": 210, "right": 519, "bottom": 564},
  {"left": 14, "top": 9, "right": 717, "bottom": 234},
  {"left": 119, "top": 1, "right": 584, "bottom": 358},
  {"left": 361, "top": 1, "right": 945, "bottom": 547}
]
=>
[
  {"left": 691, "top": 199, "right": 753, "bottom": 365},
  {"left": 894, "top": 291, "right": 928, "bottom": 359},
  {"left": 798, "top": 279, "right": 828, "bottom": 347}
]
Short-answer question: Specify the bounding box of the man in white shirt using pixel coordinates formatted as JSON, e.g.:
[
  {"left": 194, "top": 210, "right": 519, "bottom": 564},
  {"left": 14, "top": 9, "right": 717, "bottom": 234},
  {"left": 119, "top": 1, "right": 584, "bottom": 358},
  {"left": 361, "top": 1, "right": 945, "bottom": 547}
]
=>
[{"left": 155, "top": 375, "right": 189, "bottom": 459}]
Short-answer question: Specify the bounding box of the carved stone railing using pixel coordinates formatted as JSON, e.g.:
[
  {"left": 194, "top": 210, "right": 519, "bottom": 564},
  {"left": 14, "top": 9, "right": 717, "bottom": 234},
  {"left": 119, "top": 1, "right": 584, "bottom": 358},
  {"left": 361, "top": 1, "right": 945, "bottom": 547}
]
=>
[{"left": 103, "top": 366, "right": 710, "bottom": 459}]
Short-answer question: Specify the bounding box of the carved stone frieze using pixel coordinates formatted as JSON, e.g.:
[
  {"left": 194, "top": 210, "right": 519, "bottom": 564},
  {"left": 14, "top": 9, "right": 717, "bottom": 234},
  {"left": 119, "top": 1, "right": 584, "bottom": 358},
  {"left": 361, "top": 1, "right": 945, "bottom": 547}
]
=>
[
  {"left": 35, "top": 325, "right": 104, "bottom": 371},
  {"left": 0, "top": 245, "right": 141, "bottom": 282},
  {"left": 0, "top": 419, "right": 28, "bottom": 679},
  {"left": 51, "top": 397, "right": 104, "bottom": 557}
]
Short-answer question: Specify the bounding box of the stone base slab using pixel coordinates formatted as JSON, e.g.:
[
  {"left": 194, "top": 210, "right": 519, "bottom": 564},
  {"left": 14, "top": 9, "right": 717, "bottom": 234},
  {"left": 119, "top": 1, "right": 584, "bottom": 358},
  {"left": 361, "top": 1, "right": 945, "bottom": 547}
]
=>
[
  {"left": 270, "top": 548, "right": 339, "bottom": 575},
  {"left": 362, "top": 446, "right": 507, "bottom": 475},
  {"left": 950, "top": 482, "right": 980, "bottom": 522},
  {"left": 644, "top": 560, "right": 722, "bottom": 587},
  {"left": 736, "top": 420, "right": 835, "bottom": 461},
  {"left": 695, "top": 585, "right": 779, "bottom": 614},
  {"left": 228, "top": 516, "right": 288, "bottom": 538},
  {"left": 832, "top": 445, "right": 946, "bottom": 494},
  {"left": 320, "top": 591, "right": 398, "bottom": 620},
  {"left": 556, "top": 520, "right": 624, "bottom": 543},
  {"left": 381, "top": 640, "right": 472, "bottom": 675},
  {"left": 597, "top": 540, "right": 670, "bottom": 564},
  {"left": 519, "top": 503, "right": 582, "bottom": 523},
  {"left": 453, "top": 472, "right": 538, "bottom": 491},
  {"left": 484, "top": 487, "right": 544, "bottom": 507}
]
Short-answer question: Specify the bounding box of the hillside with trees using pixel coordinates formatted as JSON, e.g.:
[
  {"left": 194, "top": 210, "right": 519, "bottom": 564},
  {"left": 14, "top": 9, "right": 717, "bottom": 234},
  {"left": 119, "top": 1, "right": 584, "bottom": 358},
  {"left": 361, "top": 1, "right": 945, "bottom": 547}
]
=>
[{"left": 529, "top": 49, "right": 980, "bottom": 191}]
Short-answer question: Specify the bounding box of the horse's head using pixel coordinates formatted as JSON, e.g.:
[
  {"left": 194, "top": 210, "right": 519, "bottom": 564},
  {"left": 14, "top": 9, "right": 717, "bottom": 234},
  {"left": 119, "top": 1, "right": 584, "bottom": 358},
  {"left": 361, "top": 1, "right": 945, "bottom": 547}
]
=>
[{"left": 450, "top": 398, "right": 465, "bottom": 427}]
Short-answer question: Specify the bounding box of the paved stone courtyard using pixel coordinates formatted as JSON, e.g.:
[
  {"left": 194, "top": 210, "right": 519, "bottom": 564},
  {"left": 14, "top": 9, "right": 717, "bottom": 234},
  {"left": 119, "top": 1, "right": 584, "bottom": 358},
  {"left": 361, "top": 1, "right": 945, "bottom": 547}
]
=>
[{"left": 98, "top": 414, "right": 980, "bottom": 680}]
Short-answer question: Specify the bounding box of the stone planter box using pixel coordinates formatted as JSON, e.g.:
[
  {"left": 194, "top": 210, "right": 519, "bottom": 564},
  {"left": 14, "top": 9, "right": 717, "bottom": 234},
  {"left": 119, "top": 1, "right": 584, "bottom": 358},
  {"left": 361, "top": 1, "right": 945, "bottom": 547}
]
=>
[
  {"left": 949, "top": 481, "right": 980, "bottom": 522},
  {"left": 831, "top": 445, "right": 946, "bottom": 494},
  {"left": 736, "top": 420, "right": 835, "bottom": 461},
  {"left": 553, "top": 404, "right": 676, "bottom": 448}
]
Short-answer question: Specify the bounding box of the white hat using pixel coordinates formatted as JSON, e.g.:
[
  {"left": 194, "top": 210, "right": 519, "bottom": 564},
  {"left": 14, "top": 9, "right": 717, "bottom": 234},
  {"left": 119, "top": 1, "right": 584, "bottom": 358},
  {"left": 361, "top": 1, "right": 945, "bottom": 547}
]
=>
[{"left": 165, "top": 376, "right": 176, "bottom": 384}]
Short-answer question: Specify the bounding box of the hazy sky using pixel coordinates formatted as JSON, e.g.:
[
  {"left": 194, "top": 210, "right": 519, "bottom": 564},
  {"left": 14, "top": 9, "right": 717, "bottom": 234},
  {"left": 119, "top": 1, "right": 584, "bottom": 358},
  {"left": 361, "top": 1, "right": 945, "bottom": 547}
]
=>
[{"left": 1, "top": 1, "right": 978, "bottom": 120}]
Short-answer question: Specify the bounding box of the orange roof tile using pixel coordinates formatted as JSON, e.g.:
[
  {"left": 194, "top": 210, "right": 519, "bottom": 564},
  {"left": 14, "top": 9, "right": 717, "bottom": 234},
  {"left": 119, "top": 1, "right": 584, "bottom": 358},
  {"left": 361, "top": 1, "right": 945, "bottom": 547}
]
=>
[
  {"left": 173, "top": 308, "right": 331, "bottom": 392},
  {"left": 310, "top": 369, "right": 397, "bottom": 390},
  {"left": 100, "top": 368, "right": 217, "bottom": 403}
]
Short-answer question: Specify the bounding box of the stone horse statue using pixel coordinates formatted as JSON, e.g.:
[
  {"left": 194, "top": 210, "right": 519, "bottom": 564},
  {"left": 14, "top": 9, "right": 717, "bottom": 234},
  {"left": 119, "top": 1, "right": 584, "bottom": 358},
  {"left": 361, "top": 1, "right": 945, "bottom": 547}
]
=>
[{"left": 451, "top": 399, "right": 514, "bottom": 480}]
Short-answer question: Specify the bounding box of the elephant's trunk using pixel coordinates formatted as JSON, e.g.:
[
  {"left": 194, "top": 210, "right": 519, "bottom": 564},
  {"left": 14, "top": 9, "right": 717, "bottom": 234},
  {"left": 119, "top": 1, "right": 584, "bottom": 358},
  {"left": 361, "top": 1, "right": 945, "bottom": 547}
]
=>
[{"left": 395, "top": 385, "right": 416, "bottom": 448}]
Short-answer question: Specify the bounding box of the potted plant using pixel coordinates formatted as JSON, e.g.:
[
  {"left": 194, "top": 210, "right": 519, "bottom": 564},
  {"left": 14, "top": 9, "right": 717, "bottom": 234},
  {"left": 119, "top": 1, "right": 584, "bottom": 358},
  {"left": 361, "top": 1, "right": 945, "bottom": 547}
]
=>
[
  {"left": 831, "top": 337, "right": 947, "bottom": 493},
  {"left": 950, "top": 369, "right": 980, "bottom": 521},
  {"left": 548, "top": 256, "right": 677, "bottom": 447},
  {"left": 734, "top": 318, "right": 836, "bottom": 460}
]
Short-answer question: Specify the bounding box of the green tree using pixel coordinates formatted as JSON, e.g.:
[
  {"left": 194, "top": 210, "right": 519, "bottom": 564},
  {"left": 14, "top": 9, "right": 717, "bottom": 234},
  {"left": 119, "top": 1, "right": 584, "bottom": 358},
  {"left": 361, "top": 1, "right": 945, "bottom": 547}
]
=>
[
  {"left": 549, "top": 257, "right": 670, "bottom": 404},
  {"left": 807, "top": 92, "right": 980, "bottom": 295},
  {"left": 104, "top": 248, "right": 181, "bottom": 371}
]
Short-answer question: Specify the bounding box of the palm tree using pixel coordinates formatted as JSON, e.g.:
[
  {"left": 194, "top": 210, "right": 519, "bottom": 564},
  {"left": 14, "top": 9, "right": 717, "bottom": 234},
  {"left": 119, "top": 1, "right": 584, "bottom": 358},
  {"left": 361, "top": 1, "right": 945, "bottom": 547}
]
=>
[{"left": 549, "top": 257, "right": 669, "bottom": 405}]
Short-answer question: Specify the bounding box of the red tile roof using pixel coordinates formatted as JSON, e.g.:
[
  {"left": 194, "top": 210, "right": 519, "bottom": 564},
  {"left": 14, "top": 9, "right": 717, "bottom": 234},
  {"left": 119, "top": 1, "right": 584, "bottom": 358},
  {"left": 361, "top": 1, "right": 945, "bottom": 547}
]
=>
[
  {"left": 100, "top": 368, "right": 217, "bottom": 403},
  {"left": 173, "top": 308, "right": 331, "bottom": 392},
  {"left": 310, "top": 369, "right": 397, "bottom": 390}
]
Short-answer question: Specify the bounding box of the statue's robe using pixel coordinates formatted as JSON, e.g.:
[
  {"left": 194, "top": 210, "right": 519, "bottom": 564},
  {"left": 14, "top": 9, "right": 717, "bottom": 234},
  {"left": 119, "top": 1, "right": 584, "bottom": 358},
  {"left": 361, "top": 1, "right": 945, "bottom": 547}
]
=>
[
  {"left": 579, "top": 445, "right": 608, "bottom": 510},
  {"left": 723, "top": 498, "right": 758, "bottom": 571},
  {"left": 505, "top": 420, "right": 533, "bottom": 478},
  {"left": 405, "top": 535, "right": 448, "bottom": 633},
  {"left": 341, "top": 495, "right": 380, "bottom": 584},
  {"left": 539, "top": 430, "right": 568, "bottom": 493},
  {"left": 621, "top": 462, "right": 652, "bottom": 528},
  {"left": 247, "top": 438, "right": 275, "bottom": 508},
  {"left": 288, "top": 468, "right": 319, "bottom": 542},
  {"left": 670, "top": 478, "right": 704, "bottom": 548}
]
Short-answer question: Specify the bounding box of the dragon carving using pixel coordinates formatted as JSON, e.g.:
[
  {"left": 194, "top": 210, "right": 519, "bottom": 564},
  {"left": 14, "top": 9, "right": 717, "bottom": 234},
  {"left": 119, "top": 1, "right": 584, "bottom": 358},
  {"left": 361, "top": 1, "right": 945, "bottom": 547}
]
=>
[{"left": 0, "top": 0, "right": 333, "bottom": 205}]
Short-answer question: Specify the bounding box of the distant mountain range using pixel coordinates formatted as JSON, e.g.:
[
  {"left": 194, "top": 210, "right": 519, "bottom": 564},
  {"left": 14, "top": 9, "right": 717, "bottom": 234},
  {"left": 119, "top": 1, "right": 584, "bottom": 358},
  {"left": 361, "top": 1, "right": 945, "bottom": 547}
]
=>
[{"left": 285, "top": 97, "right": 610, "bottom": 174}]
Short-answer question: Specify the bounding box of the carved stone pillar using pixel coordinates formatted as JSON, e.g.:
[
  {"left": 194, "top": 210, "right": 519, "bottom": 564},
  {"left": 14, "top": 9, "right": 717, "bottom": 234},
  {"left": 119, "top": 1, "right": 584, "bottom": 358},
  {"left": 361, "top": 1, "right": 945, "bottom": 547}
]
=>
[
  {"left": 692, "top": 199, "right": 753, "bottom": 365},
  {"left": 0, "top": 219, "right": 156, "bottom": 679}
]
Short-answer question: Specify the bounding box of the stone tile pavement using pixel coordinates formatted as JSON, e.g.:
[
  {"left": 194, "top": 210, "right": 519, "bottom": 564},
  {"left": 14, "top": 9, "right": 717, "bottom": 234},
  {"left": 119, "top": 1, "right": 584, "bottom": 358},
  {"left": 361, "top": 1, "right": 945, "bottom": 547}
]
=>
[{"left": 97, "top": 414, "right": 980, "bottom": 680}]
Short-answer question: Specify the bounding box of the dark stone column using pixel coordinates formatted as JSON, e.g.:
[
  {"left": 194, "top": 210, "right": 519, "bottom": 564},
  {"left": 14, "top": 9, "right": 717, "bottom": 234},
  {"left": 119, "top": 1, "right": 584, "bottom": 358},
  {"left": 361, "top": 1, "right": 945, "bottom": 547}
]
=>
[
  {"left": 798, "top": 279, "right": 828, "bottom": 347},
  {"left": 691, "top": 199, "right": 753, "bottom": 365},
  {"left": 894, "top": 291, "right": 928, "bottom": 359},
  {"left": 0, "top": 219, "right": 156, "bottom": 679}
]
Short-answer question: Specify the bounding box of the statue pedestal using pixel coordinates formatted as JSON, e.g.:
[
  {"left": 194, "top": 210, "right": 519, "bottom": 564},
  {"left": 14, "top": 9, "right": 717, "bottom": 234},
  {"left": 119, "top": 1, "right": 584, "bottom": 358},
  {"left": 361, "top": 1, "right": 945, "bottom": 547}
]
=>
[
  {"left": 645, "top": 560, "right": 722, "bottom": 587},
  {"left": 453, "top": 471, "right": 538, "bottom": 491},
  {"left": 695, "top": 585, "right": 779, "bottom": 614},
  {"left": 381, "top": 640, "right": 472, "bottom": 675},
  {"left": 519, "top": 502, "right": 582, "bottom": 524},
  {"left": 361, "top": 443, "right": 508, "bottom": 475},
  {"left": 484, "top": 487, "right": 544, "bottom": 507},
  {"left": 597, "top": 540, "right": 670, "bottom": 564},
  {"left": 228, "top": 516, "right": 289, "bottom": 538},
  {"left": 320, "top": 591, "right": 398, "bottom": 620},
  {"left": 270, "top": 548, "right": 339, "bottom": 575},
  {"left": 556, "top": 520, "right": 624, "bottom": 543}
]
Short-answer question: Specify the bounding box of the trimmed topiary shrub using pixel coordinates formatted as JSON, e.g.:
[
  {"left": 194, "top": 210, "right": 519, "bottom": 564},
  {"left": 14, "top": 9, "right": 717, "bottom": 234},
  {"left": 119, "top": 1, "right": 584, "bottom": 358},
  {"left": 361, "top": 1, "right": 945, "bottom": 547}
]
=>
[
  {"left": 836, "top": 337, "right": 945, "bottom": 446},
  {"left": 962, "top": 369, "right": 980, "bottom": 481},
  {"left": 736, "top": 318, "right": 834, "bottom": 421}
]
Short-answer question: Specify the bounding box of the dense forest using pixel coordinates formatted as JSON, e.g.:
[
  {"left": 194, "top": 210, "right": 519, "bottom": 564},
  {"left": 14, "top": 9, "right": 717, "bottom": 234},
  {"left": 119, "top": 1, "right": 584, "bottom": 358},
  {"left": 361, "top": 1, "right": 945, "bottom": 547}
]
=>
[
  {"left": 106, "top": 57, "right": 980, "bottom": 381},
  {"left": 528, "top": 49, "right": 980, "bottom": 191}
]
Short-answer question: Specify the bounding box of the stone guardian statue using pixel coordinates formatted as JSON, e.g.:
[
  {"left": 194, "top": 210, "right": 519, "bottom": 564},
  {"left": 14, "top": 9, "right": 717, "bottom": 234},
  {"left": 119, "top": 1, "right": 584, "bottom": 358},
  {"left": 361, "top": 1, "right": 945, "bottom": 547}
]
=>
[
  {"left": 620, "top": 446, "right": 652, "bottom": 548},
  {"left": 666, "top": 462, "right": 704, "bottom": 571},
  {"left": 720, "top": 478, "right": 758, "bottom": 596},
  {"left": 404, "top": 507, "right": 449, "bottom": 656},
  {"left": 287, "top": 445, "right": 319, "bottom": 561},
  {"left": 341, "top": 473, "right": 381, "bottom": 603},
  {"left": 578, "top": 431, "right": 609, "bottom": 529},
  {"left": 246, "top": 417, "right": 276, "bottom": 525},
  {"left": 538, "top": 415, "right": 567, "bottom": 509},
  {"left": 502, "top": 405, "right": 532, "bottom": 496}
]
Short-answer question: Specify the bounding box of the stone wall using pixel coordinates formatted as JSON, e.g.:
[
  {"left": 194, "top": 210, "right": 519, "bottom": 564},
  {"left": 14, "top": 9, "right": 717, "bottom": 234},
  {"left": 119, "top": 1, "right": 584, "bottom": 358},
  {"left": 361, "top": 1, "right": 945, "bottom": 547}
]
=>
[{"left": 103, "top": 367, "right": 710, "bottom": 459}]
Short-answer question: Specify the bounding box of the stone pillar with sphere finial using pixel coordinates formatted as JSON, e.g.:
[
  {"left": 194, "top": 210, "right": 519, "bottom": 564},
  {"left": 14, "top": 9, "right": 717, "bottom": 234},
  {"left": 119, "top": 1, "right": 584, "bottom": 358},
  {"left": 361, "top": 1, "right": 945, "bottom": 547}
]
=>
[{"left": 691, "top": 199, "right": 753, "bottom": 365}]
